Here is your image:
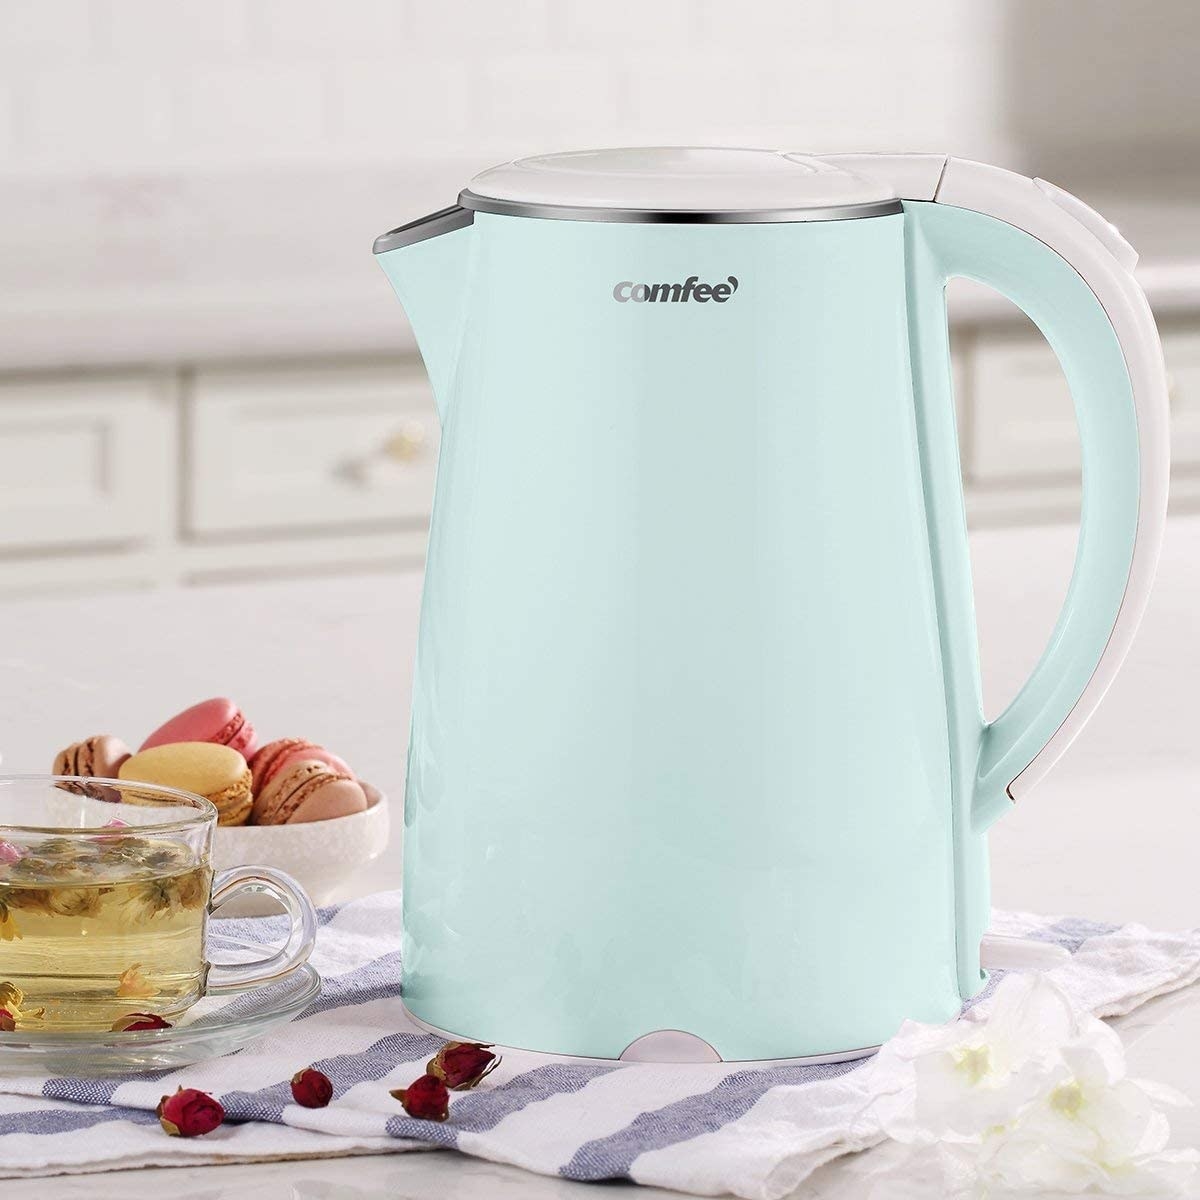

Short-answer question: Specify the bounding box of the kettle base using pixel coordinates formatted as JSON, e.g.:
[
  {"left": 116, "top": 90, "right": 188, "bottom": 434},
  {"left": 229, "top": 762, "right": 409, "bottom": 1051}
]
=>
[{"left": 401, "top": 1002, "right": 880, "bottom": 1068}]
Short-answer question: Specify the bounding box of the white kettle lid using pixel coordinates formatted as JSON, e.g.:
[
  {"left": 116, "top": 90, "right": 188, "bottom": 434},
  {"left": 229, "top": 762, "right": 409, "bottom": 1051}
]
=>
[{"left": 461, "top": 147, "right": 900, "bottom": 222}]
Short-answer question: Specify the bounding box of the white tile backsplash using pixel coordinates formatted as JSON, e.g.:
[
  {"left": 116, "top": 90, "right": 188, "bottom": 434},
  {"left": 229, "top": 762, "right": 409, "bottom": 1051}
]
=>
[
  {"left": 174, "top": 63, "right": 332, "bottom": 159},
  {"left": 0, "top": 0, "right": 1191, "bottom": 187},
  {"left": 551, "top": 0, "right": 699, "bottom": 49},
  {"left": 618, "top": 52, "right": 773, "bottom": 140},
  {"left": 250, "top": 0, "right": 408, "bottom": 58},
  {"left": 0, "top": 0, "right": 1023, "bottom": 175},
  {"left": 702, "top": 0, "right": 841, "bottom": 45},
  {"left": 16, "top": 66, "right": 175, "bottom": 166},
  {"left": 0, "top": 83, "right": 12, "bottom": 161},
  {"left": 0, "top": 0, "right": 97, "bottom": 59},
  {"left": 331, "top": 57, "right": 474, "bottom": 151},
  {"left": 409, "top": 0, "right": 552, "bottom": 49},
  {"left": 474, "top": 53, "right": 627, "bottom": 142},
  {"left": 99, "top": 0, "right": 251, "bottom": 60}
]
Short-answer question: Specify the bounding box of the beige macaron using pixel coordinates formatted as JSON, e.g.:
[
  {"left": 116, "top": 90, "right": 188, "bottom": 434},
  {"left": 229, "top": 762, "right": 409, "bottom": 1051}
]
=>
[{"left": 119, "top": 742, "right": 253, "bottom": 826}]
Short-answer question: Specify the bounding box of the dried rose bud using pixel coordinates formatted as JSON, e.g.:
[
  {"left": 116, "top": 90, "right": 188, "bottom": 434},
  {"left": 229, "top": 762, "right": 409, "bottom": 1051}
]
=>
[
  {"left": 390, "top": 1073, "right": 450, "bottom": 1121},
  {"left": 0, "top": 1008, "right": 14, "bottom": 1032},
  {"left": 0, "top": 840, "right": 24, "bottom": 865},
  {"left": 111, "top": 1012, "right": 172, "bottom": 1032},
  {"left": 290, "top": 1066, "right": 333, "bottom": 1108},
  {"left": 426, "top": 1041, "right": 500, "bottom": 1090},
  {"left": 94, "top": 819, "right": 128, "bottom": 844},
  {"left": 157, "top": 1087, "right": 225, "bottom": 1137}
]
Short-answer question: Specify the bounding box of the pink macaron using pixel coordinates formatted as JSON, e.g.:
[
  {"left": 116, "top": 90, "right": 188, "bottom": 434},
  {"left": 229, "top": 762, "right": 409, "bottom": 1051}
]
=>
[
  {"left": 250, "top": 737, "right": 354, "bottom": 794},
  {"left": 251, "top": 759, "right": 367, "bottom": 825},
  {"left": 140, "top": 697, "right": 258, "bottom": 759}
]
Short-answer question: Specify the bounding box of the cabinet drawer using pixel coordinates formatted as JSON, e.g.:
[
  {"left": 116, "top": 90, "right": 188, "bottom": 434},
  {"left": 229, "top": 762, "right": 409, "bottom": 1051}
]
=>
[
  {"left": 0, "top": 378, "right": 166, "bottom": 551},
  {"left": 187, "top": 364, "right": 439, "bottom": 536},
  {"left": 968, "top": 335, "right": 1080, "bottom": 483},
  {"left": 969, "top": 325, "right": 1200, "bottom": 484}
]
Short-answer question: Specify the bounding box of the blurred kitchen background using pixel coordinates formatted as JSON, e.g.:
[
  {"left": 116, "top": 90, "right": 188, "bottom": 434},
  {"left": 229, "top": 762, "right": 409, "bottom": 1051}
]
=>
[
  {"left": 0, "top": 0, "right": 1197, "bottom": 926},
  {"left": 0, "top": 0, "right": 1197, "bottom": 598}
]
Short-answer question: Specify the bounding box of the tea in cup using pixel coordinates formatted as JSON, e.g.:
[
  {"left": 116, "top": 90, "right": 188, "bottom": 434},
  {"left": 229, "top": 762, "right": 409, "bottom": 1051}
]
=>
[{"left": 0, "top": 776, "right": 316, "bottom": 1032}]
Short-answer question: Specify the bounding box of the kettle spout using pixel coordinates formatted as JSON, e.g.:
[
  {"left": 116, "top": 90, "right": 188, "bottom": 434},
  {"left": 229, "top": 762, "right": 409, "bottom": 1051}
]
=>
[{"left": 373, "top": 206, "right": 475, "bottom": 421}]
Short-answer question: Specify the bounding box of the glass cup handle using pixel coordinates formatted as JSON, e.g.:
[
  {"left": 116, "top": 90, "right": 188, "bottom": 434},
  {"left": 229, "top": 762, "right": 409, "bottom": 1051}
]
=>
[{"left": 204, "top": 866, "right": 318, "bottom": 994}]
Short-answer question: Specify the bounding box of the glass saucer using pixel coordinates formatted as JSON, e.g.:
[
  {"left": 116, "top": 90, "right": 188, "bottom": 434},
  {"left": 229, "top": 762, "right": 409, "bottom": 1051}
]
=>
[{"left": 0, "top": 930, "right": 321, "bottom": 1076}]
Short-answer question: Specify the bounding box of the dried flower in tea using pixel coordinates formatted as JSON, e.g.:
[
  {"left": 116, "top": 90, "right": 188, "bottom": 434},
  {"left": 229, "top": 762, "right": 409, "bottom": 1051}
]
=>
[
  {"left": 3, "top": 888, "right": 47, "bottom": 913},
  {"left": 0, "top": 834, "right": 209, "bottom": 1029},
  {"left": 116, "top": 963, "right": 160, "bottom": 999},
  {"left": 116, "top": 869, "right": 209, "bottom": 926},
  {"left": 174, "top": 869, "right": 208, "bottom": 911},
  {"left": 0, "top": 982, "right": 44, "bottom": 1025},
  {"left": 46, "top": 887, "right": 105, "bottom": 919},
  {"left": 0, "top": 901, "right": 19, "bottom": 942}
]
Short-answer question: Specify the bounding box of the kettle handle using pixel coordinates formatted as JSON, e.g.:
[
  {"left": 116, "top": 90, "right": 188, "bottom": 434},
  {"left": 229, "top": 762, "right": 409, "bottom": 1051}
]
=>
[{"left": 903, "top": 159, "right": 1169, "bottom": 831}]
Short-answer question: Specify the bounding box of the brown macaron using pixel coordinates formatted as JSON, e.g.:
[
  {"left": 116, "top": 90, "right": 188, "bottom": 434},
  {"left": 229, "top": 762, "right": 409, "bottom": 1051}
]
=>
[
  {"left": 53, "top": 735, "right": 132, "bottom": 781},
  {"left": 252, "top": 759, "right": 367, "bottom": 825},
  {"left": 53, "top": 736, "right": 133, "bottom": 801}
]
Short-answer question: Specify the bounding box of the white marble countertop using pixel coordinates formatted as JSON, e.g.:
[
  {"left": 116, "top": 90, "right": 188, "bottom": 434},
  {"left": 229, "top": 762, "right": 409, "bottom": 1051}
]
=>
[
  {"left": 1, "top": 513, "right": 1199, "bottom": 1194},
  {"left": 0, "top": 166, "right": 1197, "bottom": 372}
]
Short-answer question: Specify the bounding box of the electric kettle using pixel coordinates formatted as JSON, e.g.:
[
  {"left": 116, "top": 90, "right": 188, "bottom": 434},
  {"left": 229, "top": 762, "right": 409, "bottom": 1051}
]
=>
[{"left": 374, "top": 149, "right": 1168, "bottom": 1064}]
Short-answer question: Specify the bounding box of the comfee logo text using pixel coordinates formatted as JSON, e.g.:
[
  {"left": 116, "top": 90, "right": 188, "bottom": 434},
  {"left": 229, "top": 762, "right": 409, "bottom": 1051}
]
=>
[{"left": 612, "top": 275, "right": 739, "bottom": 304}]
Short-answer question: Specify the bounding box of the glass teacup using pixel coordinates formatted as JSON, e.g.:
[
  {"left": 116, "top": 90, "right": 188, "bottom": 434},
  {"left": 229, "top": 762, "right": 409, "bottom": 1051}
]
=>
[{"left": 0, "top": 776, "right": 317, "bottom": 1032}]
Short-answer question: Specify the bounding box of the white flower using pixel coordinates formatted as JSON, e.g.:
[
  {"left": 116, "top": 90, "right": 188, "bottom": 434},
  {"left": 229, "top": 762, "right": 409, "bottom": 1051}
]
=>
[
  {"left": 980, "top": 1033, "right": 1196, "bottom": 1195},
  {"left": 868, "top": 973, "right": 1078, "bottom": 1142},
  {"left": 863, "top": 972, "right": 1197, "bottom": 1197}
]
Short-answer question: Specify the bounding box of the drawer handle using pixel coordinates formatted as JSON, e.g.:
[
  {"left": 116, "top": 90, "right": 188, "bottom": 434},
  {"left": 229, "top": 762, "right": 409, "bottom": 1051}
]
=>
[
  {"left": 343, "top": 420, "right": 431, "bottom": 487},
  {"left": 384, "top": 420, "right": 428, "bottom": 462}
]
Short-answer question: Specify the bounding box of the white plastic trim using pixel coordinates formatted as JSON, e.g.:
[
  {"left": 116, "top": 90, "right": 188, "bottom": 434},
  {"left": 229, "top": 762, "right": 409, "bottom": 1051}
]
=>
[
  {"left": 823, "top": 154, "right": 1169, "bottom": 800},
  {"left": 619, "top": 1030, "right": 722, "bottom": 1063},
  {"left": 979, "top": 934, "right": 1071, "bottom": 971},
  {"left": 820, "top": 152, "right": 948, "bottom": 203},
  {"left": 400, "top": 1001, "right": 879, "bottom": 1067},
  {"left": 1032, "top": 177, "right": 1139, "bottom": 272},
  {"left": 931, "top": 158, "right": 1169, "bottom": 800},
  {"left": 466, "top": 147, "right": 897, "bottom": 212}
]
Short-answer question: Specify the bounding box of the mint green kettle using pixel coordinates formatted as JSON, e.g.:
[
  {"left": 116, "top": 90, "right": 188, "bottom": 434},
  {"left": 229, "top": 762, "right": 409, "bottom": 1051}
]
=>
[{"left": 374, "top": 149, "right": 1168, "bottom": 1063}]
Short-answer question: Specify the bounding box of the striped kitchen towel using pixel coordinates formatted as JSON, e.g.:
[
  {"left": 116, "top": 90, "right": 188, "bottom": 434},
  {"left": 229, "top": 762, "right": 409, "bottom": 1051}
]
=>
[{"left": 0, "top": 890, "right": 1198, "bottom": 1197}]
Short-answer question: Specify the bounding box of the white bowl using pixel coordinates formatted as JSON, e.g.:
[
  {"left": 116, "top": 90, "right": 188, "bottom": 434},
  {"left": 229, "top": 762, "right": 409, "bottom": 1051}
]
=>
[{"left": 213, "top": 783, "right": 391, "bottom": 913}]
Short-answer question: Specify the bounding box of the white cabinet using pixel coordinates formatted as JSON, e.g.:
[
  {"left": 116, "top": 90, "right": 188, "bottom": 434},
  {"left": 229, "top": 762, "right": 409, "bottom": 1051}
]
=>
[
  {"left": 0, "top": 377, "right": 170, "bottom": 552},
  {"left": 958, "top": 322, "right": 1200, "bottom": 524},
  {"left": 0, "top": 315, "right": 1196, "bottom": 594},
  {"left": 0, "top": 361, "right": 437, "bottom": 594},
  {"left": 187, "top": 364, "right": 438, "bottom": 537}
]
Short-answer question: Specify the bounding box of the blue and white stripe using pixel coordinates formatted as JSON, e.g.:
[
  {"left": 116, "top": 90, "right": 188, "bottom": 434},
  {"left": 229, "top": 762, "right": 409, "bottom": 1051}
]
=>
[{"left": 0, "top": 892, "right": 1197, "bottom": 1198}]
